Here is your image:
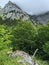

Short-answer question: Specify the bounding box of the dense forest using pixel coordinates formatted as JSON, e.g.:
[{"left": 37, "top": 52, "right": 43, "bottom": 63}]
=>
[{"left": 0, "top": 16, "right": 49, "bottom": 65}]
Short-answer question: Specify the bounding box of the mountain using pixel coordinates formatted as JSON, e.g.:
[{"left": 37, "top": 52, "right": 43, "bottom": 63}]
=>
[
  {"left": 0, "top": 1, "right": 49, "bottom": 24},
  {"left": 31, "top": 12, "right": 49, "bottom": 24},
  {"left": 1, "top": 1, "right": 29, "bottom": 20}
]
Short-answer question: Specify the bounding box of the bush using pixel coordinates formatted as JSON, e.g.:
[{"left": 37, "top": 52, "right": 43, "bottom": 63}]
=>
[
  {"left": 11, "top": 20, "right": 37, "bottom": 54},
  {"left": 0, "top": 25, "right": 12, "bottom": 50},
  {"left": 43, "top": 41, "right": 49, "bottom": 55}
]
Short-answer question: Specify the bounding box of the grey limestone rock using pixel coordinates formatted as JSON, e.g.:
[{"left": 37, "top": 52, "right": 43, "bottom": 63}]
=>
[
  {"left": 2, "top": 1, "right": 29, "bottom": 20},
  {"left": 7, "top": 50, "right": 38, "bottom": 65}
]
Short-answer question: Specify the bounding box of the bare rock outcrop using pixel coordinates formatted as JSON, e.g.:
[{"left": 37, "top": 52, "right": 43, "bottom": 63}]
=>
[
  {"left": 2, "top": 1, "right": 29, "bottom": 20},
  {"left": 7, "top": 50, "right": 38, "bottom": 65}
]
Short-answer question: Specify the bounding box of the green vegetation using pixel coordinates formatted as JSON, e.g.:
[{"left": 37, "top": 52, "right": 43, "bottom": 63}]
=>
[
  {"left": 11, "top": 20, "right": 37, "bottom": 53},
  {"left": 0, "top": 17, "right": 49, "bottom": 65}
]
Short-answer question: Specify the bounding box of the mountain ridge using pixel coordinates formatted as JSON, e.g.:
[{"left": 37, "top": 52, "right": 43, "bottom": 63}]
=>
[
  {"left": 31, "top": 11, "right": 49, "bottom": 24},
  {"left": 0, "top": 1, "right": 30, "bottom": 20},
  {"left": 0, "top": 1, "right": 49, "bottom": 24}
]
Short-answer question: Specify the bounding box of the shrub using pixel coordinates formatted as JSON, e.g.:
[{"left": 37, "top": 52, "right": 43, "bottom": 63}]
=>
[
  {"left": 11, "top": 20, "right": 37, "bottom": 54},
  {"left": 43, "top": 41, "right": 49, "bottom": 55}
]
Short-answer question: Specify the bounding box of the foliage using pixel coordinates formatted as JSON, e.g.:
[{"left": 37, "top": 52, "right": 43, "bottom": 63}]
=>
[
  {"left": 0, "top": 24, "right": 12, "bottom": 50},
  {"left": 0, "top": 17, "right": 49, "bottom": 65},
  {"left": 11, "top": 20, "right": 37, "bottom": 54},
  {"left": 36, "top": 24, "right": 49, "bottom": 59},
  {"left": 43, "top": 41, "right": 49, "bottom": 55}
]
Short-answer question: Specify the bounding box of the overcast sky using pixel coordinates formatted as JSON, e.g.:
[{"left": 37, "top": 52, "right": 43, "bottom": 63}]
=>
[{"left": 0, "top": 0, "right": 49, "bottom": 15}]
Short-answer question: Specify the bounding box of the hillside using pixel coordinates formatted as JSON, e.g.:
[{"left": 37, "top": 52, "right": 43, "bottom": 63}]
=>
[
  {"left": 0, "top": 1, "right": 49, "bottom": 65},
  {"left": 0, "top": 16, "right": 49, "bottom": 65}
]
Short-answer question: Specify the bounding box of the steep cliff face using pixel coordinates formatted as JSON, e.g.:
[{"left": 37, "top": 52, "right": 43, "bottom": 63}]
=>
[{"left": 2, "top": 1, "right": 29, "bottom": 20}]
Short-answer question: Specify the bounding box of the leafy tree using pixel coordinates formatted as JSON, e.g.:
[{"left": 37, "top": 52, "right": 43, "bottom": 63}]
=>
[
  {"left": 43, "top": 41, "right": 49, "bottom": 55},
  {"left": 0, "top": 25, "right": 12, "bottom": 50},
  {"left": 35, "top": 23, "right": 49, "bottom": 59},
  {"left": 11, "top": 20, "right": 37, "bottom": 54},
  {"left": 36, "top": 24, "right": 49, "bottom": 49}
]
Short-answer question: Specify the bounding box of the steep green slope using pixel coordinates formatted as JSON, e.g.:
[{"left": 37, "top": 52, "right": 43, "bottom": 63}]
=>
[{"left": 0, "top": 17, "right": 49, "bottom": 65}]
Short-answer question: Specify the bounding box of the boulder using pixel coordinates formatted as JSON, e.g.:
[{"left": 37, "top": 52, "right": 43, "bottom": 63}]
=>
[{"left": 7, "top": 50, "right": 38, "bottom": 65}]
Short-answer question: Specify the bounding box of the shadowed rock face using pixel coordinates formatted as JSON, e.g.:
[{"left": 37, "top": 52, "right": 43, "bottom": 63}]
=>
[
  {"left": 2, "top": 1, "right": 29, "bottom": 20},
  {"left": 31, "top": 12, "right": 49, "bottom": 24}
]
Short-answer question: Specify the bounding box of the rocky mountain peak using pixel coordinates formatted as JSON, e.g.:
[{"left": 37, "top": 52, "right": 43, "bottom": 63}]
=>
[
  {"left": 3, "top": 1, "right": 21, "bottom": 13},
  {"left": 0, "top": 1, "right": 49, "bottom": 24},
  {"left": 8, "top": 1, "right": 12, "bottom": 4},
  {"left": 2, "top": 1, "right": 29, "bottom": 20}
]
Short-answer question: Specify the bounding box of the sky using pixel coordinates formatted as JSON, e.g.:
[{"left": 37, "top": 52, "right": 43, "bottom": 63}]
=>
[{"left": 0, "top": 0, "right": 49, "bottom": 15}]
